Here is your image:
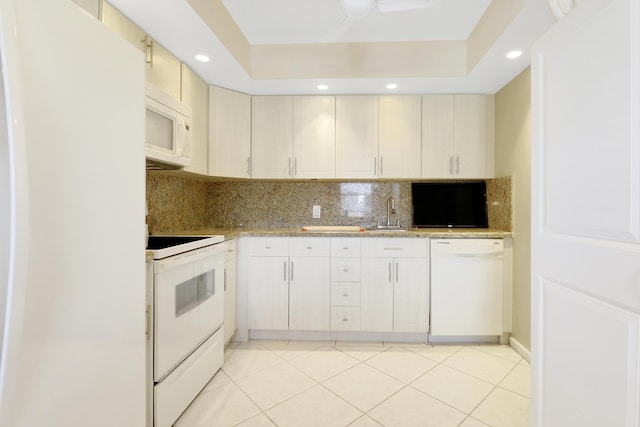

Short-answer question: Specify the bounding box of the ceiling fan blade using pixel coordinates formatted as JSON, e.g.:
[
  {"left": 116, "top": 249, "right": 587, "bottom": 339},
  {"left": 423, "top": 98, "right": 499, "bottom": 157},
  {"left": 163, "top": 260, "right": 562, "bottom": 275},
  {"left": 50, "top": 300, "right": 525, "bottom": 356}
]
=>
[
  {"left": 376, "top": 0, "right": 439, "bottom": 12},
  {"left": 320, "top": 15, "right": 355, "bottom": 43}
]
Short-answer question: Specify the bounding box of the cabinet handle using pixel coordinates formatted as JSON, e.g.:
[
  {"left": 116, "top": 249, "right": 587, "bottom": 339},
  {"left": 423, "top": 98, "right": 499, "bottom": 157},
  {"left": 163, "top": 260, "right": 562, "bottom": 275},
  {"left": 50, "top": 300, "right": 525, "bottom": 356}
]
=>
[
  {"left": 246, "top": 157, "right": 251, "bottom": 176},
  {"left": 343, "top": 293, "right": 349, "bottom": 297},
  {"left": 449, "top": 156, "right": 453, "bottom": 175},
  {"left": 374, "top": 157, "right": 377, "bottom": 176},
  {"left": 342, "top": 317, "right": 348, "bottom": 322},
  {"left": 383, "top": 247, "right": 403, "bottom": 251},
  {"left": 306, "top": 246, "right": 313, "bottom": 250},
  {"left": 288, "top": 157, "right": 292, "bottom": 177},
  {"left": 141, "top": 35, "right": 153, "bottom": 68},
  {"left": 396, "top": 261, "right": 399, "bottom": 282},
  {"left": 380, "top": 157, "right": 384, "bottom": 176},
  {"left": 343, "top": 247, "right": 349, "bottom": 250},
  {"left": 224, "top": 268, "right": 227, "bottom": 291},
  {"left": 342, "top": 268, "right": 349, "bottom": 272},
  {"left": 456, "top": 156, "right": 460, "bottom": 174},
  {"left": 294, "top": 157, "right": 298, "bottom": 176},
  {"left": 283, "top": 261, "right": 287, "bottom": 281},
  {"left": 265, "top": 246, "right": 271, "bottom": 250},
  {"left": 388, "top": 262, "right": 392, "bottom": 283},
  {"left": 290, "top": 261, "right": 294, "bottom": 282}
]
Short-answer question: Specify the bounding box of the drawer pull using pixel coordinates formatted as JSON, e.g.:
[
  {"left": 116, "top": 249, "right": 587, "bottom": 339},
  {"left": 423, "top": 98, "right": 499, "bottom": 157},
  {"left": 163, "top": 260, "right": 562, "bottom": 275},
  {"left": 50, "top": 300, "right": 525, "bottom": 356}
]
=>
[
  {"left": 342, "top": 317, "right": 348, "bottom": 322},
  {"left": 343, "top": 247, "right": 349, "bottom": 250},
  {"left": 342, "top": 268, "right": 349, "bottom": 272},
  {"left": 265, "top": 246, "right": 271, "bottom": 249},
  {"left": 384, "top": 247, "right": 403, "bottom": 251},
  {"left": 342, "top": 293, "right": 349, "bottom": 297},
  {"left": 306, "top": 246, "right": 313, "bottom": 250}
]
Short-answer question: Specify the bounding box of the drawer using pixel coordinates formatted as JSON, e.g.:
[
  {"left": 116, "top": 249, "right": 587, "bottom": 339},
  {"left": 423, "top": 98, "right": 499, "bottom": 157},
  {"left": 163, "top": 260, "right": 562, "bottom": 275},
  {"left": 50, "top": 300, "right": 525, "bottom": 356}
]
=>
[
  {"left": 331, "top": 258, "right": 361, "bottom": 281},
  {"left": 331, "top": 238, "right": 361, "bottom": 257},
  {"left": 247, "top": 237, "right": 289, "bottom": 256},
  {"left": 331, "top": 307, "right": 361, "bottom": 331},
  {"left": 360, "top": 237, "right": 428, "bottom": 258},
  {"left": 331, "top": 283, "right": 361, "bottom": 306},
  {"left": 290, "top": 237, "right": 330, "bottom": 257}
]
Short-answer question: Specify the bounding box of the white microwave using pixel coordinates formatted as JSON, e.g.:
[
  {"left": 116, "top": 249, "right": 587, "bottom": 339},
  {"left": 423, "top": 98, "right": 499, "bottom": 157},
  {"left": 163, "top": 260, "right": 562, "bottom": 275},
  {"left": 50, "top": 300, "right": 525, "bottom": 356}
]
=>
[{"left": 145, "top": 82, "right": 192, "bottom": 168}]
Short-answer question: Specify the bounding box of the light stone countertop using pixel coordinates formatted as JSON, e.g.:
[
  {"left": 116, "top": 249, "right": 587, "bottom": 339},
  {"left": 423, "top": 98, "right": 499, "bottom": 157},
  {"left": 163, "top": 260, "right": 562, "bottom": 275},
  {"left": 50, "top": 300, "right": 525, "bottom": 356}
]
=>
[{"left": 162, "top": 227, "right": 513, "bottom": 240}]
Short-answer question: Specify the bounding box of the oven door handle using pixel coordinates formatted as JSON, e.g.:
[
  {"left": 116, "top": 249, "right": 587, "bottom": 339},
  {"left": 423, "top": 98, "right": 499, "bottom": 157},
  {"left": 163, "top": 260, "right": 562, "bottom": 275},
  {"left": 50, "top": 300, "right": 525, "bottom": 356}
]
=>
[{"left": 154, "top": 244, "right": 225, "bottom": 273}]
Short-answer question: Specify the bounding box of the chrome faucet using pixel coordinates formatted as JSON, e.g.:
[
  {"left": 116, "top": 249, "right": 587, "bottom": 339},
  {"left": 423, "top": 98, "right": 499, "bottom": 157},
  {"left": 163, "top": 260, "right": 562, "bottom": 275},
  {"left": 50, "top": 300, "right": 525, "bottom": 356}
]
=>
[{"left": 386, "top": 196, "right": 396, "bottom": 226}]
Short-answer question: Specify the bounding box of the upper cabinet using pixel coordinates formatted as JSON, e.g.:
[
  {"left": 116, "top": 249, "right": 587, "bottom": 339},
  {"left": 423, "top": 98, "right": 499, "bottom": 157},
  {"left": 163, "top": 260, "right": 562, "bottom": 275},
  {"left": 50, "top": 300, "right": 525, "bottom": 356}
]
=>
[
  {"left": 378, "top": 96, "right": 422, "bottom": 178},
  {"left": 422, "top": 94, "right": 494, "bottom": 179},
  {"left": 335, "top": 95, "right": 421, "bottom": 179},
  {"left": 181, "top": 64, "right": 208, "bottom": 176},
  {"left": 293, "top": 96, "right": 336, "bottom": 179},
  {"left": 209, "top": 86, "right": 251, "bottom": 178},
  {"left": 251, "top": 96, "right": 294, "bottom": 179},
  {"left": 102, "top": 2, "right": 181, "bottom": 100},
  {"left": 335, "top": 96, "right": 379, "bottom": 179},
  {"left": 252, "top": 96, "right": 335, "bottom": 179}
]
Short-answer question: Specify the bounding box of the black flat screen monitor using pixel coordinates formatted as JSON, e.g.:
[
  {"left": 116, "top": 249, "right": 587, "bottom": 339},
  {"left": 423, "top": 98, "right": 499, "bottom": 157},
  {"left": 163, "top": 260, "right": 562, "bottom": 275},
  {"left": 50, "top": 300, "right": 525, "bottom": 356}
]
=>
[{"left": 412, "top": 182, "right": 488, "bottom": 228}]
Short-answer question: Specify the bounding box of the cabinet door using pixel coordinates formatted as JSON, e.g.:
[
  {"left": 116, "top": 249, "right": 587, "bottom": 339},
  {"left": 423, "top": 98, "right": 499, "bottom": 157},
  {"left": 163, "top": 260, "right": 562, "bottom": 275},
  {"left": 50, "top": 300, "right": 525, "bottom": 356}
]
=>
[
  {"left": 247, "top": 256, "right": 289, "bottom": 330},
  {"left": 181, "top": 64, "right": 208, "bottom": 176},
  {"left": 289, "top": 256, "right": 330, "bottom": 330},
  {"left": 293, "top": 96, "right": 336, "bottom": 178},
  {"left": 223, "top": 241, "right": 237, "bottom": 343},
  {"left": 335, "top": 96, "right": 379, "bottom": 178},
  {"left": 421, "top": 95, "right": 454, "bottom": 178},
  {"left": 251, "top": 96, "right": 294, "bottom": 178},
  {"left": 454, "top": 95, "right": 488, "bottom": 178},
  {"left": 145, "top": 41, "right": 181, "bottom": 100},
  {"left": 393, "top": 257, "right": 429, "bottom": 332},
  {"left": 360, "top": 257, "right": 393, "bottom": 332},
  {"left": 102, "top": 3, "right": 180, "bottom": 99},
  {"left": 378, "top": 96, "right": 422, "bottom": 178},
  {"left": 101, "top": 2, "right": 145, "bottom": 53},
  {"left": 209, "top": 86, "right": 251, "bottom": 178}
]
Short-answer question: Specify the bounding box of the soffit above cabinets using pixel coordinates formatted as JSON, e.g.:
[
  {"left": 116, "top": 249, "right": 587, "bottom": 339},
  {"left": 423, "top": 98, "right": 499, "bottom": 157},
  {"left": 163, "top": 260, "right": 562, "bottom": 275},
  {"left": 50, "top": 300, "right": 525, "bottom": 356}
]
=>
[{"left": 107, "top": 0, "right": 556, "bottom": 95}]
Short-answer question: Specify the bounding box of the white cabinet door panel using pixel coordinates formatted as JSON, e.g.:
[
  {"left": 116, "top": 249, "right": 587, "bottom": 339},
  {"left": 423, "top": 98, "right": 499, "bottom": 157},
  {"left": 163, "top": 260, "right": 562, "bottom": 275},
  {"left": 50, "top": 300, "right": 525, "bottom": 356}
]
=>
[
  {"left": 293, "top": 96, "right": 336, "bottom": 178},
  {"left": 393, "top": 258, "right": 429, "bottom": 333},
  {"left": 378, "top": 96, "right": 422, "bottom": 178},
  {"left": 360, "top": 258, "right": 394, "bottom": 332},
  {"left": 289, "top": 257, "right": 330, "bottom": 330},
  {"left": 336, "top": 96, "right": 379, "bottom": 178},
  {"left": 251, "top": 96, "right": 294, "bottom": 179},
  {"left": 247, "top": 256, "right": 289, "bottom": 330}
]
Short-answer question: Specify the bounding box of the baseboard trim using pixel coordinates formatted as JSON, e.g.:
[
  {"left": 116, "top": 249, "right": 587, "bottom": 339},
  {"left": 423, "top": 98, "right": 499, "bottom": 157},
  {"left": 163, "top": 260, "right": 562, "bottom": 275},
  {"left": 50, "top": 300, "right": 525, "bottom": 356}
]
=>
[{"left": 510, "top": 336, "right": 531, "bottom": 363}]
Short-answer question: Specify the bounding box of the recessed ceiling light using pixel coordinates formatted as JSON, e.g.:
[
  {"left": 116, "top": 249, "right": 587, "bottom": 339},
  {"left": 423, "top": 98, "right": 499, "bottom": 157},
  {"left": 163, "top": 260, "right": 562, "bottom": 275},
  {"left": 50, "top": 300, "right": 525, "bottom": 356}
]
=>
[
  {"left": 317, "top": 84, "right": 329, "bottom": 90},
  {"left": 506, "top": 50, "right": 522, "bottom": 59},
  {"left": 386, "top": 83, "right": 398, "bottom": 89},
  {"left": 195, "top": 54, "right": 210, "bottom": 62}
]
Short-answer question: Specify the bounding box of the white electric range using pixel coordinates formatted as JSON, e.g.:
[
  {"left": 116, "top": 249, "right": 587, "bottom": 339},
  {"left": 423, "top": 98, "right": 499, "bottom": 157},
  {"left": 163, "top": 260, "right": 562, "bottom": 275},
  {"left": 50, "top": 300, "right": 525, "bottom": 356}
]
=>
[{"left": 146, "top": 235, "right": 226, "bottom": 427}]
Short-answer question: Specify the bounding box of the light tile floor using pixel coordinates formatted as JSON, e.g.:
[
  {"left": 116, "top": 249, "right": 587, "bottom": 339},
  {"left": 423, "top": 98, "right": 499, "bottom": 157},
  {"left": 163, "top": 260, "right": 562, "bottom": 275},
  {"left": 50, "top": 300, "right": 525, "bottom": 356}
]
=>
[{"left": 174, "top": 340, "right": 530, "bottom": 427}]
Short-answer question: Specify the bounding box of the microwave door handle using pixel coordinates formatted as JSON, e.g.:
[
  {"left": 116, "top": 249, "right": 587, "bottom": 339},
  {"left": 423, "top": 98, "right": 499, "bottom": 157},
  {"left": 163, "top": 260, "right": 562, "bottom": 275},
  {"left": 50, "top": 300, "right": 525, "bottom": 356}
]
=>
[{"left": 175, "top": 117, "right": 187, "bottom": 156}]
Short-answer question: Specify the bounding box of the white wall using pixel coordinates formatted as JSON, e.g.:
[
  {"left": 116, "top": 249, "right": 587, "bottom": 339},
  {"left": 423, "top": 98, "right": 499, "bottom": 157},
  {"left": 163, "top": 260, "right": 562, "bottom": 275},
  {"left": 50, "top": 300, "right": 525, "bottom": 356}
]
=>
[{"left": 495, "top": 67, "right": 531, "bottom": 350}]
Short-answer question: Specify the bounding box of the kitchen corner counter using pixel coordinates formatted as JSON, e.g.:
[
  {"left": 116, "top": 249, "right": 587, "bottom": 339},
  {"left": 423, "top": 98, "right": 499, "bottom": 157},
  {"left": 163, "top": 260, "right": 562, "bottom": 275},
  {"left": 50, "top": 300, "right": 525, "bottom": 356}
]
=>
[{"left": 166, "top": 227, "right": 513, "bottom": 239}]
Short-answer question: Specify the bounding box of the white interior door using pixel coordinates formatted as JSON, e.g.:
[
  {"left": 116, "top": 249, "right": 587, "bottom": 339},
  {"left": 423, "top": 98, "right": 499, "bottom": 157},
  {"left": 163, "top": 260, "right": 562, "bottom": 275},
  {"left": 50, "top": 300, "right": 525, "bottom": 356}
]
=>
[{"left": 531, "top": 0, "right": 640, "bottom": 425}]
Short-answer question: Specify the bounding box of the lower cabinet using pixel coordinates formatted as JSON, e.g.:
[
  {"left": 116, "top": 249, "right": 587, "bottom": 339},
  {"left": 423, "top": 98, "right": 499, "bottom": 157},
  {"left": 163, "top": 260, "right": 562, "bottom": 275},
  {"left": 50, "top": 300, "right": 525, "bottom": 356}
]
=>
[
  {"left": 246, "top": 236, "right": 429, "bottom": 335},
  {"left": 247, "top": 237, "right": 330, "bottom": 331},
  {"left": 223, "top": 239, "right": 237, "bottom": 344},
  {"left": 360, "top": 238, "right": 429, "bottom": 333}
]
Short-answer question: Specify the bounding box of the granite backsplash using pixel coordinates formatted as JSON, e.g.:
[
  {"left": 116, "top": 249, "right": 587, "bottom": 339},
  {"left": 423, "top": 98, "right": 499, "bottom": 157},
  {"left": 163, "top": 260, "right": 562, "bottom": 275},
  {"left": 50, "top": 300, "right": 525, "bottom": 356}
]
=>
[{"left": 146, "top": 172, "right": 512, "bottom": 234}]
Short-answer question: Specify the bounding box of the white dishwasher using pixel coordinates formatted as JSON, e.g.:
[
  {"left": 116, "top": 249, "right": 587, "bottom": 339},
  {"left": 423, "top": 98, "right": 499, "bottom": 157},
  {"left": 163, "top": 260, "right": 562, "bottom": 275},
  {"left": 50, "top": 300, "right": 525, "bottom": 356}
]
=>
[{"left": 430, "top": 239, "right": 504, "bottom": 337}]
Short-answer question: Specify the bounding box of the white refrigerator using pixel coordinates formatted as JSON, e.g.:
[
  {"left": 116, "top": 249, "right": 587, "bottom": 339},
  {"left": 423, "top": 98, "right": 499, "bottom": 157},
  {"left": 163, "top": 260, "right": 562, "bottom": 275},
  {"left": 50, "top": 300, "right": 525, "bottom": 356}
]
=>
[{"left": 0, "top": 0, "right": 146, "bottom": 425}]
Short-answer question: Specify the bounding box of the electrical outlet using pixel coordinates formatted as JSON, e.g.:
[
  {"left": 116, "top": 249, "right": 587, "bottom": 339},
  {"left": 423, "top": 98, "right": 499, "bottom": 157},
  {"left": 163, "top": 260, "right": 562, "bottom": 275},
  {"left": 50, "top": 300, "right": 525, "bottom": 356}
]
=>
[{"left": 312, "top": 205, "right": 321, "bottom": 219}]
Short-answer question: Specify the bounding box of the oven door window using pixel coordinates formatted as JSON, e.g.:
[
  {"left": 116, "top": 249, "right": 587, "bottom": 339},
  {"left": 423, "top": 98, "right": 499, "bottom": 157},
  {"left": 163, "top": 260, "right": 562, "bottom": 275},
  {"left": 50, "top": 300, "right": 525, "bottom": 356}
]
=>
[
  {"left": 198, "top": 270, "right": 215, "bottom": 303},
  {"left": 175, "top": 270, "right": 216, "bottom": 317},
  {"left": 175, "top": 276, "right": 199, "bottom": 317}
]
